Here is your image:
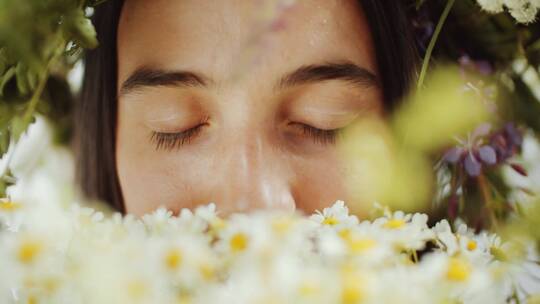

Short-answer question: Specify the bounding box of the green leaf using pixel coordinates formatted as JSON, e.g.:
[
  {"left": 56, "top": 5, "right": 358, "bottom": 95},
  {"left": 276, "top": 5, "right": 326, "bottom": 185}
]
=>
[
  {"left": 0, "top": 48, "right": 7, "bottom": 76},
  {"left": 26, "top": 68, "right": 38, "bottom": 92},
  {"left": 1, "top": 169, "right": 16, "bottom": 185},
  {"left": 15, "top": 63, "right": 29, "bottom": 96},
  {"left": 515, "top": 202, "right": 526, "bottom": 217},
  {"left": 10, "top": 115, "right": 29, "bottom": 142},
  {"left": 64, "top": 9, "right": 98, "bottom": 49},
  {"left": 0, "top": 127, "right": 10, "bottom": 157},
  {"left": 0, "top": 168, "right": 15, "bottom": 198},
  {"left": 0, "top": 66, "right": 15, "bottom": 96},
  {"left": 0, "top": 180, "right": 6, "bottom": 199}
]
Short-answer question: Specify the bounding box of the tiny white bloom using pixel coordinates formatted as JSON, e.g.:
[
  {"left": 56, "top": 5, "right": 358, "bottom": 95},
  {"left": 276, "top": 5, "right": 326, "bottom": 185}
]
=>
[{"left": 310, "top": 200, "right": 359, "bottom": 229}]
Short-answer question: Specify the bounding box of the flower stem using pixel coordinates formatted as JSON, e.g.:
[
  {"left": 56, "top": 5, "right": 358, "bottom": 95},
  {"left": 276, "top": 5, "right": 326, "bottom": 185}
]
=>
[
  {"left": 417, "top": 0, "right": 455, "bottom": 89},
  {"left": 411, "top": 250, "right": 419, "bottom": 263},
  {"left": 478, "top": 173, "right": 498, "bottom": 230},
  {"left": 22, "top": 71, "right": 48, "bottom": 126},
  {"left": 0, "top": 62, "right": 51, "bottom": 191}
]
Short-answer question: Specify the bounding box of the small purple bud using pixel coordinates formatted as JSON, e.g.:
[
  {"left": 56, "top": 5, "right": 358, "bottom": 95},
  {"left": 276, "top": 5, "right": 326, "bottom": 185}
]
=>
[
  {"left": 476, "top": 61, "right": 493, "bottom": 75},
  {"left": 478, "top": 146, "right": 497, "bottom": 165},
  {"left": 458, "top": 55, "right": 472, "bottom": 67},
  {"left": 504, "top": 123, "right": 523, "bottom": 147},
  {"left": 472, "top": 123, "right": 492, "bottom": 139},
  {"left": 443, "top": 147, "right": 464, "bottom": 164},
  {"left": 464, "top": 153, "right": 482, "bottom": 177},
  {"left": 510, "top": 163, "right": 528, "bottom": 177},
  {"left": 490, "top": 134, "right": 509, "bottom": 161}
]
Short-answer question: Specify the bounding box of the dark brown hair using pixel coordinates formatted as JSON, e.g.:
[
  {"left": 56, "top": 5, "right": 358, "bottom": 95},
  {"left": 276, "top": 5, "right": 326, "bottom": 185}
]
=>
[{"left": 76, "top": 0, "right": 419, "bottom": 213}]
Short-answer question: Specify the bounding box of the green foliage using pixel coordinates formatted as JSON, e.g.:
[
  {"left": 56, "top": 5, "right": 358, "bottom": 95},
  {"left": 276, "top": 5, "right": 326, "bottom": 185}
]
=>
[{"left": 0, "top": 0, "right": 105, "bottom": 197}]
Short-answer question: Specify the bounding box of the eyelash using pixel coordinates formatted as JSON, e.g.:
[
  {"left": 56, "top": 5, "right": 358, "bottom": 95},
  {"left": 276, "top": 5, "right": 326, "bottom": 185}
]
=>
[
  {"left": 150, "top": 121, "right": 341, "bottom": 151},
  {"left": 150, "top": 117, "right": 209, "bottom": 151},
  {"left": 293, "top": 123, "right": 341, "bottom": 145},
  {"left": 150, "top": 125, "right": 205, "bottom": 151}
]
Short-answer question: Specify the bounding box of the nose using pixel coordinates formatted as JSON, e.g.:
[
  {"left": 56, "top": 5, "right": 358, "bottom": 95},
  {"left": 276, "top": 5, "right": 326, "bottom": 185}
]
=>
[{"left": 213, "top": 131, "right": 296, "bottom": 214}]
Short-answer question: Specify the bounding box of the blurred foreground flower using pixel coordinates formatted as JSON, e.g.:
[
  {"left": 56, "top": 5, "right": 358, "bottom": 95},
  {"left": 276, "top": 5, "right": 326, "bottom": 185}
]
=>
[
  {"left": 0, "top": 197, "right": 536, "bottom": 304},
  {"left": 0, "top": 105, "right": 537, "bottom": 304},
  {"left": 338, "top": 67, "right": 489, "bottom": 214}
]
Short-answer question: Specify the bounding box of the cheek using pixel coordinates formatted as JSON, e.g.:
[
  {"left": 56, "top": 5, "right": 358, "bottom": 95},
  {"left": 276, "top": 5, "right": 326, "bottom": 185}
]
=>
[
  {"left": 290, "top": 150, "right": 349, "bottom": 213},
  {"left": 116, "top": 127, "right": 204, "bottom": 215},
  {"left": 117, "top": 149, "right": 349, "bottom": 216},
  {"left": 117, "top": 154, "right": 215, "bottom": 216}
]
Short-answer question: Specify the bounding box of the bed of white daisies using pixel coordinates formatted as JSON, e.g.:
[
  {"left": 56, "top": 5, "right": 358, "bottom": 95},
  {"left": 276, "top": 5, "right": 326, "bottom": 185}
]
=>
[
  {"left": 0, "top": 121, "right": 538, "bottom": 304},
  {"left": 0, "top": 196, "right": 532, "bottom": 304},
  {"left": 477, "top": 0, "right": 540, "bottom": 23}
]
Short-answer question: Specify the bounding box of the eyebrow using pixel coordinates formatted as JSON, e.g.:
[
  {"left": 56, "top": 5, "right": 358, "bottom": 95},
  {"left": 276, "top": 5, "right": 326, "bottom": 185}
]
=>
[
  {"left": 277, "top": 61, "right": 378, "bottom": 90},
  {"left": 119, "top": 61, "right": 378, "bottom": 97},
  {"left": 119, "top": 67, "right": 209, "bottom": 96}
]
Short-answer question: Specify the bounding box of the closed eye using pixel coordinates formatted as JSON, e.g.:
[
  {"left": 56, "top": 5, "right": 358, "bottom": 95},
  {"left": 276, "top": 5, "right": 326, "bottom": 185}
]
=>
[
  {"left": 290, "top": 122, "right": 342, "bottom": 145},
  {"left": 149, "top": 118, "right": 209, "bottom": 151},
  {"left": 149, "top": 120, "right": 342, "bottom": 150}
]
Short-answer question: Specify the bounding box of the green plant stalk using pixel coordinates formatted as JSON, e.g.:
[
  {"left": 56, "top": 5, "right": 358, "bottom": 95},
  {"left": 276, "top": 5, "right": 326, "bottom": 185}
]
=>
[
  {"left": 511, "top": 284, "right": 521, "bottom": 304},
  {"left": 398, "top": 0, "right": 455, "bottom": 156},
  {"left": 417, "top": 0, "right": 455, "bottom": 89},
  {"left": 0, "top": 58, "right": 53, "bottom": 192},
  {"left": 478, "top": 173, "right": 499, "bottom": 230},
  {"left": 21, "top": 70, "right": 48, "bottom": 126},
  {"left": 411, "top": 250, "right": 419, "bottom": 263}
]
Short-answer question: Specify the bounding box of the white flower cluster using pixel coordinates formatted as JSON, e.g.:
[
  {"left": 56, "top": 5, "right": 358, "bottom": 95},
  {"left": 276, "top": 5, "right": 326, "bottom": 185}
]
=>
[
  {"left": 0, "top": 198, "right": 523, "bottom": 304},
  {"left": 477, "top": 0, "right": 540, "bottom": 23}
]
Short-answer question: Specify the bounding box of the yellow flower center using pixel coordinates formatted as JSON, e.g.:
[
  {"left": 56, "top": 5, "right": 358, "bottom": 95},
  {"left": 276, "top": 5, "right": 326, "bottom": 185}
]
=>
[
  {"left": 299, "top": 281, "right": 319, "bottom": 296},
  {"left": 230, "top": 232, "right": 248, "bottom": 252},
  {"left": 341, "top": 275, "right": 365, "bottom": 304},
  {"left": 446, "top": 258, "right": 470, "bottom": 282},
  {"left": 177, "top": 295, "right": 192, "bottom": 304},
  {"left": 211, "top": 218, "right": 226, "bottom": 231},
  {"left": 384, "top": 219, "right": 405, "bottom": 229},
  {"left": 339, "top": 265, "right": 366, "bottom": 304},
  {"left": 27, "top": 295, "right": 37, "bottom": 304},
  {"left": 272, "top": 217, "right": 293, "bottom": 234},
  {"left": 164, "top": 248, "right": 182, "bottom": 270},
  {"left": 0, "top": 201, "right": 21, "bottom": 212},
  {"left": 467, "top": 240, "right": 477, "bottom": 251},
  {"left": 349, "top": 238, "right": 376, "bottom": 254},
  {"left": 199, "top": 263, "right": 215, "bottom": 281},
  {"left": 323, "top": 216, "right": 339, "bottom": 226},
  {"left": 43, "top": 277, "right": 59, "bottom": 293},
  {"left": 339, "top": 229, "right": 351, "bottom": 240},
  {"left": 17, "top": 240, "right": 42, "bottom": 264},
  {"left": 127, "top": 280, "right": 147, "bottom": 299},
  {"left": 208, "top": 218, "right": 227, "bottom": 239}
]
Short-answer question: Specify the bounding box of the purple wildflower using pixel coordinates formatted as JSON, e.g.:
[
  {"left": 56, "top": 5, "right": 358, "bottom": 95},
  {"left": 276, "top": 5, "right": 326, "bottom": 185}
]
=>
[{"left": 442, "top": 123, "right": 525, "bottom": 177}]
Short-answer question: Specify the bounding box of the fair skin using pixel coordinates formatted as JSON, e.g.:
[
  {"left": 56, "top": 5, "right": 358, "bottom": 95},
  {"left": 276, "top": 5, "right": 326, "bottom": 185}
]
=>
[{"left": 116, "top": 0, "right": 383, "bottom": 216}]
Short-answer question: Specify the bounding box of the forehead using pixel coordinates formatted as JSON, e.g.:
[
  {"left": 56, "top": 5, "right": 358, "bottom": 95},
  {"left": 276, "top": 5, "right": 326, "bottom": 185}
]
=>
[{"left": 117, "top": 0, "right": 377, "bottom": 87}]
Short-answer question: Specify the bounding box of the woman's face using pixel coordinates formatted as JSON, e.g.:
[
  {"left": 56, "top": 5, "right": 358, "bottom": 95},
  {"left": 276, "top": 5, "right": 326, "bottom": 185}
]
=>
[{"left": 116, "top": 0, "right": 383, "bottom": 216}]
